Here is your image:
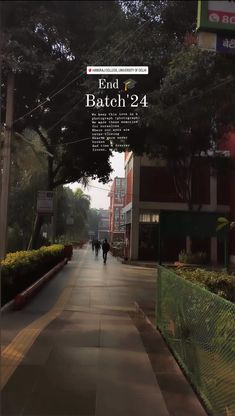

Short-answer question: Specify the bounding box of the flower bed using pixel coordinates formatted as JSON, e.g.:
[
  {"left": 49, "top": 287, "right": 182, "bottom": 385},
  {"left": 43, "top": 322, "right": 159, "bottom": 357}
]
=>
[{"left": 1, "top": 245, "right": 65, "bottom": 306}]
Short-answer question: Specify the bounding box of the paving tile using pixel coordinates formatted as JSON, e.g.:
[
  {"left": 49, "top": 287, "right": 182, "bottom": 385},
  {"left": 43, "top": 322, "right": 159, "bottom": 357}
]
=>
[
  {"left": 96, "top": 371, "right": 169, "bottom": 416},
  {"left": 99, "top": 330, "right": 141, "bottom": 349},
  {"left": 100, "top": 318, "right": 133, "bottom": 329},
  {"left": 1, "top": 391, "right": 28, "bottom": 416},
  {"left": 20, "top": 344, "right": 52, "bottom": 366},
  {"left": 46, "top": 320, "right": 100, "bottom": 332},
  {"left": 156, "top": 373, "right": 207, "bottom": 416},
  {"left": 2, "top": 365, "right": 42, "bottom": 394},
  {"left": 68, "top": 312, "right": 100, "bottom": 322},
  {"left": 34, "top": 364, "right": 97, "bottom": 392},
  {"left": 99, "top": 348, "right": 145, "bottom": 368},
  {"left": 69, "top": 296, "right": 90, "bottom": 306},
  {"left": 46, "top": 346, "right": 100, "bottom": 366},
  {"left": 39, "top": 329, "right": 100, "bottom": 348},
  {"left": 98, "top": 355, "right": 162, "bottom": 386},
  {"left": 148, "top": 350, "right": 181, "bottom": 374},
  {"left": 22, "top": 390, "right": 96, "bottom": 415},
  {"left": 97, "top": 313, "right": 130, "bottom": 321}
]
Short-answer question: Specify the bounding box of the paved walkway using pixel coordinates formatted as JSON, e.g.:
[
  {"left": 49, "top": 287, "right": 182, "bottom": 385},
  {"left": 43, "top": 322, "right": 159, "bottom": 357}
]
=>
[{"left": 1, "top": 246, "right": 207, "bottom": 416}]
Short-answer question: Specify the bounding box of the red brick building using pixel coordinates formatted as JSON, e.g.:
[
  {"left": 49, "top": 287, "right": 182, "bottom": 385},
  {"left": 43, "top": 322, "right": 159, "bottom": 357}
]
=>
[
  {"left": 109, "top": 177, "right": 125, "bottom": 243},
  {"left": 123, "top": 146, "right": 235, "bottom": 264},
  {"left": 97, "top": 209, "right": 109, "bottom": 241},
  {"left": 220, "top": 132, "right": 235, "bottom": 265}
]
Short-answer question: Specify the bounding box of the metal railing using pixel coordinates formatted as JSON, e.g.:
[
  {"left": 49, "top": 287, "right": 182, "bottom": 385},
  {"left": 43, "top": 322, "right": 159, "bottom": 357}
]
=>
[{"left": 156, "top": 266, "right": 235, "bottom": 416}]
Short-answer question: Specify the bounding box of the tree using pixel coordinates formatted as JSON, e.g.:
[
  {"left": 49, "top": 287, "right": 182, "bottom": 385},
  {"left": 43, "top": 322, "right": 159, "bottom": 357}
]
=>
[
  {"left": 2, "top": 1, "right": 126, "bottom": 247},
  {"left": 128, "top": 46, "right": 235, "bottom": 208},
  {"left": 7, "top": 130, "right": 48, "bottom": 251},
  {"left": 56, "top": 187, "right": 91, "bottom": 242},
  {"left": 102, "top": 1, "right": 235, "bottom": 210},
  {"left": 2, "top": 2, "right": 114, "bottom": 190},
  {"left": 87, "top": 208, "right": 100, "bottom": 238}
]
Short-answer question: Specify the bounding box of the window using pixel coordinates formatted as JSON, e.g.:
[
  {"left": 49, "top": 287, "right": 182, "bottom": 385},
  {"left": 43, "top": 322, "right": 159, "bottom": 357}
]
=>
[
  {"left": 115, "top": 208, "right": 119, "bottom": 219},
  {"left": 152, "top": 214, "right": 159, "bottom": 223},
  {"left": 139, "top": 212, "right": 159, "bottom": 223},
  {"left": 140, "top": 213, "right": 151, "bottom": 223}
]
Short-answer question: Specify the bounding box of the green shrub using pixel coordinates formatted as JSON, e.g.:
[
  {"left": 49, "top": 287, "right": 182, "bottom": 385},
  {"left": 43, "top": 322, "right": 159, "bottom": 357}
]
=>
[
  {"left": 1, "top": 244, "right": 65, "bottom": 306},
  {"left": 179, "top": 250, "right": 207, "bottom": 265},
  {"left": 176, "top": 267, "right": 235, "bottom": 302}
]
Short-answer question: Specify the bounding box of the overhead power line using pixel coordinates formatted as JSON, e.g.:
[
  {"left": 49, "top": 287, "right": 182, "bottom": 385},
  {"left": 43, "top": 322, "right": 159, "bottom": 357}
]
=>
[{"left": 47, "top": 13, "right": 121, "bottom": 98}]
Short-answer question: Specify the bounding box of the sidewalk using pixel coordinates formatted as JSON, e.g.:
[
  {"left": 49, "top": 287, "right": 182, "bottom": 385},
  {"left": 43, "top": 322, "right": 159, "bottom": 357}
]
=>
[
  {"left": 1, "top": 247, "right": 207, "bottom": 416},
  {"left": 122, "top": 259, "right": 158, "bottom": 269}
]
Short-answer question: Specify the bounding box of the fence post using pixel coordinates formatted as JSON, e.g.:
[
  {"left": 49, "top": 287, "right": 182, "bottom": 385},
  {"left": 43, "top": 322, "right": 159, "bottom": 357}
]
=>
[
  {"left": 158, "top": 211, "right": 162, "bottom": 265},
  {"left": 156, "top": 266, "right": 162, "bottom": 329},
  {"left": 224, "top": 227, "right": 229, "bottom": 271}
]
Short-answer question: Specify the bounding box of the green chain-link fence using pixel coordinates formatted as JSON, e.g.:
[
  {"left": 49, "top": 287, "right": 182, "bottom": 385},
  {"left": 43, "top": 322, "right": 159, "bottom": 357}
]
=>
[{"left": 156, "top": 266, "right": 235, "bottom": 416}]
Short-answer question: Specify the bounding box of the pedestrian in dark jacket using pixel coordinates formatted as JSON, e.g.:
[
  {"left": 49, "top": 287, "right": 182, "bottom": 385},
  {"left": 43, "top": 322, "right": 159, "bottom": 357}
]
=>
[
  {"left": 94, "top": 240, "right": 101, "bottom": 256},
  {"left": 102, "top": 239, "right": 110, "bottom": 264}
]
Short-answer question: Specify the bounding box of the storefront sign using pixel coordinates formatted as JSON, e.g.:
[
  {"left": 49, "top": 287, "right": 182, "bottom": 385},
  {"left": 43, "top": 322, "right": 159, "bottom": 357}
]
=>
[
  {"left": 217, "top": 34, "right": 235, "bottom": 53},
  {"left": 37, "top": 191, "right": 54, "bottom": 214},
  {"left": 197, "top": 0, "right": 235, "bottom": 32}
]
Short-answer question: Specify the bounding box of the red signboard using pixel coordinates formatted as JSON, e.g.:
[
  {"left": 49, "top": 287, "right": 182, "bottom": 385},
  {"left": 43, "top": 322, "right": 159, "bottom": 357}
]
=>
[
  {"left": 197, "top": 0, "right": 235, "bottom": 32},
  {"left": 208, "top": 0, "right": 235, "bottom": 25}
]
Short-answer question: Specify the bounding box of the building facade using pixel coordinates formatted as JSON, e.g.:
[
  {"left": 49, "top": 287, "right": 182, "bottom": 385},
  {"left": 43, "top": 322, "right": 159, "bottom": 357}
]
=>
[
  {"left": 109, "top": 177, "right": 126, "bottom": 243},
  {"left": 97, "top": 209, "right": 109, "bottom": 241},
  {"left": 123, "top": 149, "right": 235, "bottom": 264},
  {"left": 220, "top": 132, "right": 235, "bottom": 264}
]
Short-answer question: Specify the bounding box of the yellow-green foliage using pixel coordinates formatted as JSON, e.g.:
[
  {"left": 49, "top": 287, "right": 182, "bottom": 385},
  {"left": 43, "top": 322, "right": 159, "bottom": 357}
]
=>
[
  {"left": 176, "top": 267, "right": 235, "bottom": 303},
  {"left": 1, "top": 245, "right": 65, "bottom": 306}
]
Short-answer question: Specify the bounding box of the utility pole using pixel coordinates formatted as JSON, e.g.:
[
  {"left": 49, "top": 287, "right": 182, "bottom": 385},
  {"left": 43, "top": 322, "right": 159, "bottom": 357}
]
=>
[
  {"left": 52, "top": 190, "right": 57, "bottom": 244},
  {"left": 0, "top": 0, "right": 5, "bottom": 299},
  {"left": 0, "top": 72, "right": 14, "bottom": 259},
  {"left": 0, "top": 1, "right": 3, "bottom": 211}
]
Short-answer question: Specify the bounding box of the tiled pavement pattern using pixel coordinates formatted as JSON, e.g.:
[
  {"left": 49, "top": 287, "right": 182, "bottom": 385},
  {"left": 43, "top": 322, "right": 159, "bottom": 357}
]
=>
[{"left": 1, "top": 247, "right": 207, "bottom": 416}]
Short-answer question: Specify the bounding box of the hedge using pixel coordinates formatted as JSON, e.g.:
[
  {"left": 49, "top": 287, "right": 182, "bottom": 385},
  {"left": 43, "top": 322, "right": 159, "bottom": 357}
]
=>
[
  {"left": 178, "top": 250, "right": 207, "bottom": 265},
  {"left": 1, "top": 245, "right": 65, "bottom": 306},
  {"left": 175, "top": 267, "right": 235, "bottom": 303}
]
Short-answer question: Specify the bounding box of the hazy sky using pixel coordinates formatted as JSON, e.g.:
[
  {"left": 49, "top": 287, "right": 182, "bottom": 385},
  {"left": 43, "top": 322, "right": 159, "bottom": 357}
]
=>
[{"left": 69, "top": 152, "right": 125, "bottom": 209}]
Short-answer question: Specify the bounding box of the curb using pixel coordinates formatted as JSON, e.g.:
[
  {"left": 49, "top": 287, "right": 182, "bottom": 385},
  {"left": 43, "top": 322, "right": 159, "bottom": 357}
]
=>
[
  {"left": 134, "top": 301, "right": 208, "bottom": 416},
  {"left": 123, "top": 262, "right": 157, "bottom": 269},
  {"left": 1, "top": 299, "right": 15, "bottom": 314},
  {"left": 1, "top": 258, "right": 68, "bottom": 312},
  {"left": 134, "top": 301, "right": 156, "bottom": 328}
]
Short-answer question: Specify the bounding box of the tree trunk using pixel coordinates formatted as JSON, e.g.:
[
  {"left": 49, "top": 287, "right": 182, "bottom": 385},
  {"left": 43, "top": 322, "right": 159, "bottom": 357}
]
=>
[
  {"left": 48, "top": 155, "right": 54, "bottom": 191},
  {"left": 28, "top": 214, "right": 43, "bottom": 250},
  {"left": 186, "top": 235, "right": 192, "bottom": 255},
  {"left": 28, "top": 156, "right": 54, "bottom": 249}
]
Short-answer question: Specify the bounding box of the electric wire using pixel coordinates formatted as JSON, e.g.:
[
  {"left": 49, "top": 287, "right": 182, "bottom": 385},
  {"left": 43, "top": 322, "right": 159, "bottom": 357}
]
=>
[
  {"left": 33, "top": 19, "right": 150, "bottom": 145},
  {"left": 44, "top": 12, "right": 121, "bottom": 98},
  {"left": 37, "top": 74, "right": 234, "bottom": 151}
]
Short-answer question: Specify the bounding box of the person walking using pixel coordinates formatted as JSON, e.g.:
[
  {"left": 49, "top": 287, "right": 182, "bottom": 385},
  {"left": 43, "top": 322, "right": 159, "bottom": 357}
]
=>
[
  {"left": 91, "top": 238, "right": 95, "bottom": 252},
  {"left": 102, "top": 239, "right": 110, "bottom": 264},
  {"left": 94, "top": 240, "right": 101, "bottom": 256}
]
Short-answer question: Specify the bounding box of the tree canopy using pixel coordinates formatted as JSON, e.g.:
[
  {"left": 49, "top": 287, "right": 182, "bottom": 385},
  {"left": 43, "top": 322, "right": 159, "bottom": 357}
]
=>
[{"left": 2, "top": 0, "right": 235, "bottom": 248}]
